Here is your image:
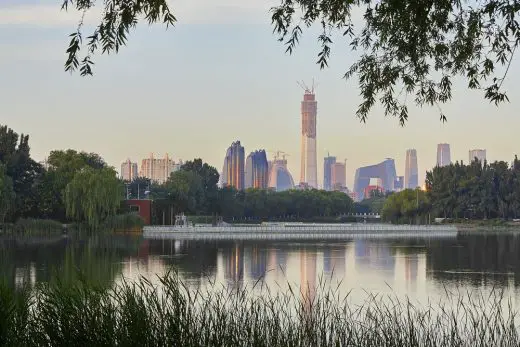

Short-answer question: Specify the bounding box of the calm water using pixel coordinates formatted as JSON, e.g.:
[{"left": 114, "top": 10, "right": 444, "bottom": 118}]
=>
[{"left": 2, "top": 232, "right": 520, "bottom": 306}]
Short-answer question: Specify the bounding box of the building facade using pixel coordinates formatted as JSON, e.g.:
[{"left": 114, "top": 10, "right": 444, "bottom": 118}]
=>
[
  {"left": 139, "top": 153, "right": 178, "bottom": 184},
  {"left": 268, "top": 156, "right": 295, "bottom": 192},
  {"left": 300, "top": 87, "right": 318, "bottom": 188},
  {"left": 404, "top": 149, "right": 419, "bottom": 189},
  {"left": 245, "top": 150, "right": 269, "bottom": 189},
  {"left": 323, "top": 155, "right": 336, "bottom": 191},
  {"left": 222, "top": 141, "right": 245, "bottom": 190},
  {"left": 331, "top": 162, "right": 346, "bottom": 191},
  {"left": 354, "top": 159, "right": 397, "bottom": 200},
  {"left": 121, "top": 159, "right": 138, "bottom": 182},
  {"left": 469, "top": 149, "right": 486, "bottom": 163},
  {"left": 436, "top": 143, "right": 451, "bottom": 167}
]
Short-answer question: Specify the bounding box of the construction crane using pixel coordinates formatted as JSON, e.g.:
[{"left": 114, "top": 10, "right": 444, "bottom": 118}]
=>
[
  {"left": 267, "top": 150, "right": 290, "bottom": 161},
  {"left": 297, "top": 79, "right": 317, "bottom": 94}
]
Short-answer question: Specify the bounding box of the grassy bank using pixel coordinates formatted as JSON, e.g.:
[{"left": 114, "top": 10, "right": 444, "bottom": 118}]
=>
[
  {"left": 1, "top": 271, "right": 519, "bottom": 346},
  {"left": 0, "top": 213, "right": 144, "bottom": 235}
]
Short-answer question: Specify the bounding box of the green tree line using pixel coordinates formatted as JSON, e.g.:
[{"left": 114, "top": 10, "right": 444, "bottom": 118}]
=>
[
  {"left": 0, "top": 125, "right": 122, "bottom": 228},
  {"left": 127, "top": 159, "right": 354, "bottom": 222},
  {"left": 380, "top": 157, "right": 520, "bottom": 223}
]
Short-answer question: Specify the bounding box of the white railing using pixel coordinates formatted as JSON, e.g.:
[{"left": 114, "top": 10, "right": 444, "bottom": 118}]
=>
[{"left": 143, "top": 223, "right": 457, "bottom": 235}]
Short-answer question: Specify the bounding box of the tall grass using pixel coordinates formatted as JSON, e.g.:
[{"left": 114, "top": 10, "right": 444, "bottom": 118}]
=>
[{"left": 0, "top": 271, "right": 519, "bottom": 346}]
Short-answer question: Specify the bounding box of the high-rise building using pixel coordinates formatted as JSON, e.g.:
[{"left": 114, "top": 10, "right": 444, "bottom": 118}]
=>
[
  {"left": 121, "top": 159, "right": 138, "bottom": 181},
  {"left": 394, "top": 176, "right": 404, "bottom": 191},
  {"left": 404, "top": 149, "right": 419, "bottom": 189},
  {"left": 245, "top": 150, "right": 269, "bottom": 189},
  {"left": 469, "top": 149, "right": 486, "bottom": 163},
  {"left": 323, "top": 155, "right": 336, "bottom": 191},
  {"left": 300, "top": 85, "right": 318, "bottom": 188},
  {"left": 354, "top": 159, "right": 397, "bottom": 200},
  {"left": 139, "top": 153, "right": 178, "bottom": 184},
  {"left": 331, "top": 162, "right": 346, "bottom": 191},
  {"left": 436, "top": 143, "right": 451, "bottom": 167},
  {"left": 222, "top": 141, "right": 245, "bottom": 190},
  {"left": 268, "top": 154, "right": 295, "bottom": 192}
]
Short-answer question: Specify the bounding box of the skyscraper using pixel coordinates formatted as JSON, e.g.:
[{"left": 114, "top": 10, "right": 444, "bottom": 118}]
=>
[
  {"left": 436, "top": 143, "right": 451, "bottom": 167},
  {"left": 268, "top": 154, "right": 295, "bottom": 192},
  {"left": 469, "top": 149, "right": 486, "bottom": 163},
  {"left": 245, "top": 150, "right": 268, "bottom": 189},
  {"left": 300, "top": 85, "right": 318, "bottom": 188},
  {"left": 331, "top": 162, "right": 346, "bottom": 190},
  {"left": 222, "top": 141, "right": 245, "bottom": 190},
  {"left": 354, "top": 159, "right": 397, "bottom": 200},
  {"left": 121, "top": 159, "right": 138, "bottom": 181},
  {"left": 404, "top": 149, "right": 419, "bottom": 189},
  {"left": 323, "top": 155, "right": 336, "bottom": 191},
  {"left": 139, "top": 153, "right": 178, "bottom": 184}
]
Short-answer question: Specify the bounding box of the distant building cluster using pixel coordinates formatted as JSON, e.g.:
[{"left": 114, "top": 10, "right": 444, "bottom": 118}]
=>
[
  {"left": 120, "top": 153, "right": 182, "bottom": 184},
  {"left": 117, "top": 85, "right": 488, "bottom": 203},
  {"left": 220, "top": 142, "right": 295, "bottom": 192}
]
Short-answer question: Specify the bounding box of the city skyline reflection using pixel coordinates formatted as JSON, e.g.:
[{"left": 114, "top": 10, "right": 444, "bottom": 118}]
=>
[{"left": 3, "top": 234, "right": 520, "bottom": 306}]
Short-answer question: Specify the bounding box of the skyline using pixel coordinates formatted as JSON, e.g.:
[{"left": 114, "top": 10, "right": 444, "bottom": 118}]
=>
[{"left": 2, "top": 1, "right": 520, "bottom": 188}]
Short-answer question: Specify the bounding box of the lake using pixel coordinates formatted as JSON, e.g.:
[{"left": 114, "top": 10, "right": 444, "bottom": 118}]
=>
[{"left": 2, "top": 231, "right": 520, "bottom": 307}]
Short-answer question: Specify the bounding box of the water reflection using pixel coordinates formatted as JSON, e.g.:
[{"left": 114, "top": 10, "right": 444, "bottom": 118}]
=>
[{"left": 3, "top": 232, "right": 520, "bottom": 304}]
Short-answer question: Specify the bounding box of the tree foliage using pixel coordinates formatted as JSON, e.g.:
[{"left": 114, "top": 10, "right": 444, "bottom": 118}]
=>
[
  {"left": 0, "top": 164, "right": 15, "bottom": 223},
  {"left": 61, "top": 0, "right": 176, "bottom": 76},
  {"left": 0, "top": 125, "right": 42, "bottom": 220},
  {"left": 426, "top": 157, "right": 520, "bottom": 220},
  {"left": 381, "top": 189, "right": 430, "bottom": 224},
  {"left": 271, "top": 0, "right": 519, "bottom": 124},
  {"left": 63, "top": 0, "right": 520, "bottom": 123},
  {"left": 39, "top": 149, "right": 108, "bottom": 220},
  {"left": 64, "top": 167, "right": 123, "bottom": 228}
]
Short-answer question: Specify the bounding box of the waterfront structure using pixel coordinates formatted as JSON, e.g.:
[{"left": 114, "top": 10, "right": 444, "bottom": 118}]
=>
[
  {"left": 121, "top": 159, "right": 138, "bottom": 181},
  {"left": 469, "top": 149, "right": 486, "bottom": 163},
  {"left": 436, "top": 143, "right": 451, "bottom": 167},
  {"left": 245, "top": 150, "right": 269, "bottom": 189},
  {"left": 139, "top": 153, "right": 178, "bottom": 184},
  {"left": 354, "top": 159, "right": 397, "bottom": 200},
  {"left": 268, "top": 155, "right": 295, "bottom": 192},
  {"left": 222, "top": 141, "right": 245, "bottom": 190},
  {"left": 331, "top": 162, "right": 346, "bottom": 191},
  {"left": 299, "top": 84, "right": 318, "bottom": 188},
  {"left": 404, "top": 149, "right": 419, "bottom": 189}
]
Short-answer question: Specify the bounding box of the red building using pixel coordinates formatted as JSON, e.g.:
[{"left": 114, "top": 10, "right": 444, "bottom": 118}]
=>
[
  {"left": 363, "top": 185, "right": 383, "bottom": 199},
  {"left": 124, "top": 199, "right": 152, "bottom": 225}
]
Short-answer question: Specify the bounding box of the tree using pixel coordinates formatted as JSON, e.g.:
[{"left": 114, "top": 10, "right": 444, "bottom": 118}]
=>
[
  {"left": 40, "top": 149, "right": 109, "bottom": 221},
  {"left": 0, "top": 164, "right": 15, "bottom": 223},
  {"left": 64, "top": 167, "right": 123, "bottom": 228},
  {"left": 64, "top": 1, "right": 518, "bottom": 124},
  {"left": 0, "top": 125, "right": 42, "bottom": 220}
]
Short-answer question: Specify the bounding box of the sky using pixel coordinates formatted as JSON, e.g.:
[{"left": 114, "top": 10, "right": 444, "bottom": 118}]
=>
[{"left": 1, "top": 0, "right": 520, "bottom": 188}]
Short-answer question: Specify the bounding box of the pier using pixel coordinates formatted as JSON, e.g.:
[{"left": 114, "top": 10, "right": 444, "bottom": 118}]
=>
[{"left": 143, "top": 223, "right": 458, "bottom": 240}]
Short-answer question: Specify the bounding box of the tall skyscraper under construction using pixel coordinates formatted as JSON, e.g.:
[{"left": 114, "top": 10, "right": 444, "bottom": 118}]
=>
[
  {"left": 404, "top": 149, "right": 419, "bottom": 189},
  {"left": 299, "top": 82, "right": 318, "bottom": 188},
  {"left": 245, "top": 150, "right": 269, "bottom": 189},
  {"left": 221, "top": 141, "right": 245, "bottom": 190}
]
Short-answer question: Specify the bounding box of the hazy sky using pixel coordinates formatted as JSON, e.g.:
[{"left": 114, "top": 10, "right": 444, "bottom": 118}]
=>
[{"left": 2, "top": 0, "right": 520, "bottom": 187}]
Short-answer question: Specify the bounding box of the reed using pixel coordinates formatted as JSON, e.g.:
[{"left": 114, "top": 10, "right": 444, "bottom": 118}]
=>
[{"left": 0, "top": 271, "right": 519, "bottom": 346}]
